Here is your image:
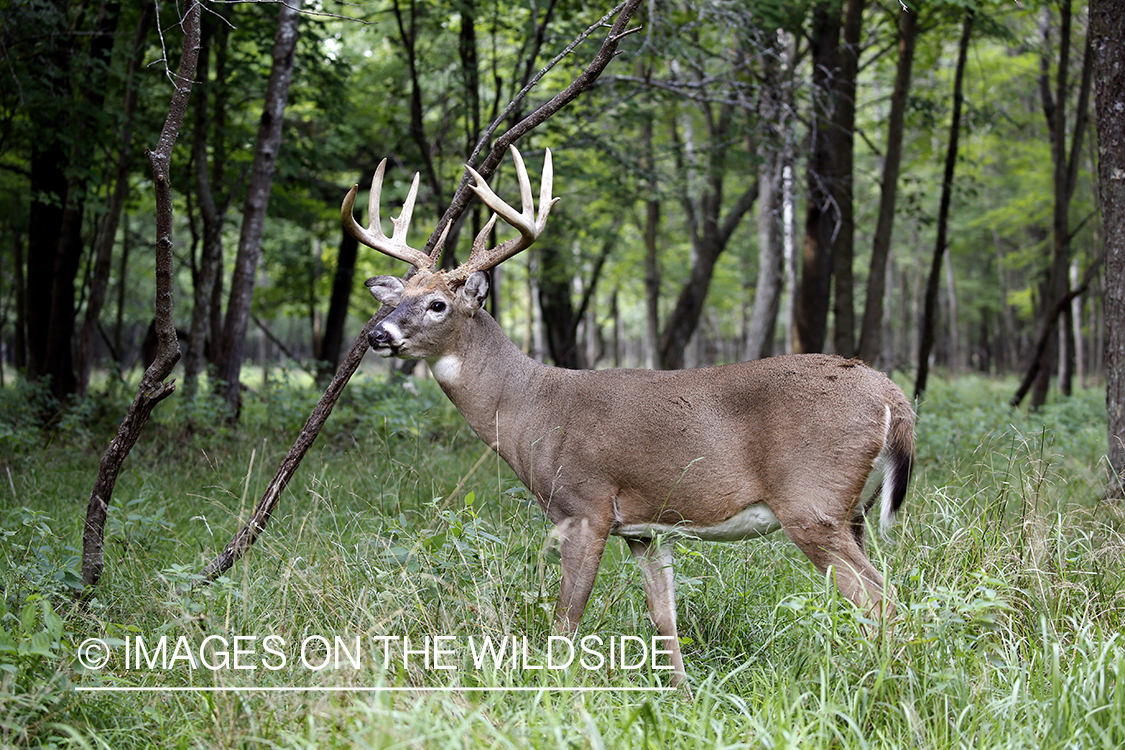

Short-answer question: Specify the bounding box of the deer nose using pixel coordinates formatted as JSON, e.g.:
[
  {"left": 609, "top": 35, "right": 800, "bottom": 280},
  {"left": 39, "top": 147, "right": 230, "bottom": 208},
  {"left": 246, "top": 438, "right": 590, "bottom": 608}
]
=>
[{"left": 368, "top": 327, "right": 392, "bottom": 348}]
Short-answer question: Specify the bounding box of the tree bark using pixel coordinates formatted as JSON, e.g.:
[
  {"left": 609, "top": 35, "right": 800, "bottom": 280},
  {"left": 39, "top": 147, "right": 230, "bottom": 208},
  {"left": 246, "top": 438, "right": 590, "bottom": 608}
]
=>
[
  {"left": 1090, "top": 0, "right": 1124, "bottom": 496},
  {"left": 537, "top": 241, "right": 582, "bottom": 369},
  {"left": 316, "top": 199, "right": 365, "bottom": 382},
  {"left": 214, "top": 0, "right": 303, "bottom": 417},
  {"left": 538, "top": 220, "right": 618, "bottom": 369},
  {"left": 659, "top": 91, "right": 758, "bottom": 370},
  {"left": 915, "top": 10, "right": 972, "bottom": 401},
  {"left": 185, "top": 5, "right": 234, "bottom": 395},
  {"left": 25, "top": 0, "right": 77, "bottom": 402},
  {"left": 79, "top": 0, "right": 198, "bottom": 595},
  {"left": 641, "top": 97, "right": 662, "bottom": 369},
  {"left": 858, "top": 6, "right": 917, "bottom": 367},
  {"left": 76, "top": 3, "right": 149, "bottom": 394},
  {"left": 795, "top": 1, "right": 841, "bottom": 355},
  {"left": 1028, "top": 1, "right": 1093, "bottom": 409},
  {"left": 829, "top": 0, "right": 864, "bottom": 358},
  {"left": 745, "top": 35, "right": 789, "bottom": 362}
]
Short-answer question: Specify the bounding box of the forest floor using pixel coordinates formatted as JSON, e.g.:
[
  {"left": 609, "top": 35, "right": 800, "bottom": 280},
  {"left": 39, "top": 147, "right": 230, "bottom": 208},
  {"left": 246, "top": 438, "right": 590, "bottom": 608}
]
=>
[{"left": 1, "top": 370, "right": 1121, "bottom": 748}]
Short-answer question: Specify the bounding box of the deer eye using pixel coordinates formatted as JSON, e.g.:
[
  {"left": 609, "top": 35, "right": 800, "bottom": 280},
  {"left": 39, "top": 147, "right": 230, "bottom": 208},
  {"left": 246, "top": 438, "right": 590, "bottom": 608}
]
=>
[{"left": 428, "top": 300, "right": 447, "bottom": 314}]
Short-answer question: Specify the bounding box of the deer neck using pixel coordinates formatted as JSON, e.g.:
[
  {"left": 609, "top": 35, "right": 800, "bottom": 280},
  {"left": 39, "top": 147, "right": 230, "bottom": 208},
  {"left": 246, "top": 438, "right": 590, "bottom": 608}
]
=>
[{"left": 427, "top": 310, "right": 550, "bottom": 472}]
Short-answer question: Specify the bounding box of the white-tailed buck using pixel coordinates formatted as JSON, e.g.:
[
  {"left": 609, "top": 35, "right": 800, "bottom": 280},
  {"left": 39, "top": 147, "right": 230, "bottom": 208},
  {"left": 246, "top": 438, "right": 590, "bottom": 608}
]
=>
[{"left": 343, "top": 146, "right": 916, "bottom": 686}]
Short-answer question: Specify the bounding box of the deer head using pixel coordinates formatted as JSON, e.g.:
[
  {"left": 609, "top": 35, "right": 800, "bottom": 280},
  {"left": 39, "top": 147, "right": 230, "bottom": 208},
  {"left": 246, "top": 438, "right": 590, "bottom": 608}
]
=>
[{"left": 341, "top": 146, "right": 558, "bottom": 362}]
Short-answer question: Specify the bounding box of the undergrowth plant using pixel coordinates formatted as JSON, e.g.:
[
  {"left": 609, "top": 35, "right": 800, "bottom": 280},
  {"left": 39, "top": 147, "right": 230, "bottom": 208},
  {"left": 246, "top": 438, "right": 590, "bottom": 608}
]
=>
[{"left": 1, "top": 371, "right": 1122, "bottom": 748}]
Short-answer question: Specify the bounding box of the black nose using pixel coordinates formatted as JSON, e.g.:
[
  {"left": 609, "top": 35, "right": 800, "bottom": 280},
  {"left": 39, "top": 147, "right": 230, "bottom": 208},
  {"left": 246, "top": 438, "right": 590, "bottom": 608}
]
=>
[{"left": 368, "top": 327, "right": 391, "bottom": 348}]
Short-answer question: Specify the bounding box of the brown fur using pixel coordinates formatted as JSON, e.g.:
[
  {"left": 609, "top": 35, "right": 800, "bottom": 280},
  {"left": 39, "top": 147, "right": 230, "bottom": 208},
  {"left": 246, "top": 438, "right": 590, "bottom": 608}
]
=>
[{"left": 367, "top": 269, "right": 917, "bottom": 687}]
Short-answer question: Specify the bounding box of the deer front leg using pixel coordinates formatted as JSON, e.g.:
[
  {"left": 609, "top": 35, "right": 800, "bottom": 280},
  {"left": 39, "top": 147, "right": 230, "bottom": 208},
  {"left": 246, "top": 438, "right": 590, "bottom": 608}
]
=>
[
  {"left": 627, "top": 537, "right": 687, "bottom": 687},
  {"left": 554, "top": 516, "right": 611, "bottom": 633}
]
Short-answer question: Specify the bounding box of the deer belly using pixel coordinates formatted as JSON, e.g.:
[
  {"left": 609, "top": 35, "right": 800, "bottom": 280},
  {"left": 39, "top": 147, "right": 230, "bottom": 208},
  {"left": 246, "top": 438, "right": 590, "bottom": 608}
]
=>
[{"left": 613, "top": 503, "right": 782, "bottom": 542}]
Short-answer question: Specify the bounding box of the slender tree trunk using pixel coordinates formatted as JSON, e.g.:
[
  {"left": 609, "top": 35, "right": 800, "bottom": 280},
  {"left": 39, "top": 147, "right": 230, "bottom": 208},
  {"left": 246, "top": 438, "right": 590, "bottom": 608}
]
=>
[
  {"left": 745, "top": 148, "right": 783, "bottom": 360},
  {"left": 830, "top": 0, "right": 864, "bottom": 358},
  {"left": 12, "top": 225, "right": 26, "bottom": 370},
  {"left": 538, "top": 241, "right": 584, "bottom": 369},
  {"left": 77, "top": 3, "right": 151, "bottom": 395},
  {"left": 214, "top": 0, "right": 303, "bottom": 417},
  {"left": 745, "top": 36, "right": 788, "bottom": 362},
  {"left": 317, "top": 207, "right": 363, "bottom": 382},
  {"left": 1028, "top": 1, "right": 1093, "bottom": 409},
  {"left": 641, "top": 105, "right": 661, "bottom": 369},
  {"left": 80, "top": 0, "right": 198, "bottom": 594},
  {"left": 185, "top": 6, "right": 233, "bottom": 395},
  {"left": 915, "top": 10, "right": 973, "bottom": 401},
  {"left": 859, "top": 6, "right": 917, "bottom": 366},
  {"left": 660, "top": 97, "right": 758, "bottom": 370},
  {"left": 1091, "top": 0, "right": 1124, "bottom": 496},
  {"left": 796, "top": 1, "right": 841, "bottom": 354},
  {"left": 25, "top": 0, "right": 76, "bottom": 401}
]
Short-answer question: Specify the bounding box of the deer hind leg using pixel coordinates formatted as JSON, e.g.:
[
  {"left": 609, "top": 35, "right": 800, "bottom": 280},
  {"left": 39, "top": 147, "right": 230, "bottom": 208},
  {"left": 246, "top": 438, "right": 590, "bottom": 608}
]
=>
[
  {"left": 775, "top": 503, "right": 892, "bottom": 623},
  {"left": 554, "top": 516, "right": 611, "bottom": 634},
  {"left": 626, "top": 537, "right": 687, "bottom": 686}
]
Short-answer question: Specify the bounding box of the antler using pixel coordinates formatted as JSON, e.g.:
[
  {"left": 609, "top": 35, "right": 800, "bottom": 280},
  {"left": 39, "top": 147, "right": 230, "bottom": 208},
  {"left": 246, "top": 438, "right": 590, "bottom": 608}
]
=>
[
  {"left": 341, "top": 159, "right": 436, "bottom": 271},
  {"left": 446, "top": 146, "right": 560, "bottom": 283}
]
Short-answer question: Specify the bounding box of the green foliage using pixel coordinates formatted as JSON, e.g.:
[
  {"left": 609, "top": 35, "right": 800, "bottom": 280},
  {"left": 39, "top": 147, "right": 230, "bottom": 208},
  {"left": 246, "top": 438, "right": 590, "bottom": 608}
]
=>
[
  {"left": 0, "top": 372, "right": 1119, "bottom": 747},
  {"left": 0, "top": 379, "right": 57, "bottom": 456}
]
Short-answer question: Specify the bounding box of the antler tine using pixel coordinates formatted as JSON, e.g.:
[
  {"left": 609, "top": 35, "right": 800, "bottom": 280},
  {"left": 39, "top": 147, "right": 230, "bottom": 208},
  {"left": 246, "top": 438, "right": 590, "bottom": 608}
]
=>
[
  {"left": 470, "top": 213, "right": 500, "bottom": 256},
  {"left": 448, "top": 146, "right": 560, "bottom": 282},
  {"left": 341, "top": 159, "right": 434, "bottom": 271}
]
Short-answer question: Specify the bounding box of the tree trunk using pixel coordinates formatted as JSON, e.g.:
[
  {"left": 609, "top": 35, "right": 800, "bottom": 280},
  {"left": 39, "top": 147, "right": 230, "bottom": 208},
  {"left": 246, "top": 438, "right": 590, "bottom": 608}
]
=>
[
  {"left": 830, "top": 0, "right": 864, "bottom": 358},
  {"left": 77, "top": 3, "right": 150, "bottom": 395},
  {"left": 795, "top": 1, "right": 841, "bottom": 355},
  {"left": 80, "top": 0, "right": 198, "bottom": 594},
  {"left": 317, "top": 212, "right": 363, "bottom": 382},
  {"left": 640, "top": 100, "right": 662, "bottom": 370},
  {"left": 859, "top": 6, "right": 917, "bottom": 366},
  {"left": 745, "top": 148, "right": 783, "bottom": 361},
  {"left": 25, "top": 0, "right": 76, "bottom": 402},
  {"left": 659, "top": 96, "right": 758, "bottom": 370},
  {"left": 185, "top": 5, "right": 233, "bottom": 395},
  {"left": 538, "top": 241, "right": 584, "bottom": 369},
  {"left": 214, "top": 0, "right": 303, "bottom": 417},
  {"left": 915, "top": 10, "right": 973, "bottom": 401},
  {"left": 1028, "top": 1, "right": 1093, "bottom": 409},
  {"left": 1091, "top": 0, "right": 1124, "bottom": 497},
  {"left": 745, "top": 35, "right": 789, "bottom": 362}
]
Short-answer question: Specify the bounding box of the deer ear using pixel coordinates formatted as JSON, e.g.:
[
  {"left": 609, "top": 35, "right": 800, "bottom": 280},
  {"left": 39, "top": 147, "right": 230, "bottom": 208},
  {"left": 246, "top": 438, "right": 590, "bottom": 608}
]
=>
[
  {"left": 366, "top": 276, "right": 404, "bottom": 307},
  {"left": 459, "top": 271, "right": 490, "bottom": 311}
]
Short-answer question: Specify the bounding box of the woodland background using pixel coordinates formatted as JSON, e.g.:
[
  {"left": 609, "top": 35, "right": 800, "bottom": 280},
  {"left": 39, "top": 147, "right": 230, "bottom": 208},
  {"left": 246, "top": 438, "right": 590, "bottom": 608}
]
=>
[
  {"left": 4, "top": 1, "right": 1125, "bottom": 745},
  {"left": 0, "top": 0, "right": 1119, "bottom": 413}
]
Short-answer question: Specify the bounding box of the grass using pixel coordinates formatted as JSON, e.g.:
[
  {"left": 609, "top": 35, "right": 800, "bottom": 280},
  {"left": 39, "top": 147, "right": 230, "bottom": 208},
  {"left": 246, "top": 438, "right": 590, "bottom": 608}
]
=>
[{"left": 0, "top": 370, "right": 1121, "bottom": 748}]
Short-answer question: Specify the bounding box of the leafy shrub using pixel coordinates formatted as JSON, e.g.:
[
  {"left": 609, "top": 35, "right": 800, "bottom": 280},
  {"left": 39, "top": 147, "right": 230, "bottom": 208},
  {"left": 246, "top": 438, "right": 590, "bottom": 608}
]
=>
[{"left": 0, "top": 377, "right": 56, "bottom": 456}]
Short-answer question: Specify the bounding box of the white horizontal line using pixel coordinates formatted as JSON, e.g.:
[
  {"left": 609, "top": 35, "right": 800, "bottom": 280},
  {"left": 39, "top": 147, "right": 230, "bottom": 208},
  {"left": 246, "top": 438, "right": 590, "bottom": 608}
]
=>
[{"left": 75, "top": 685, "right": 674, "bottom": 693}]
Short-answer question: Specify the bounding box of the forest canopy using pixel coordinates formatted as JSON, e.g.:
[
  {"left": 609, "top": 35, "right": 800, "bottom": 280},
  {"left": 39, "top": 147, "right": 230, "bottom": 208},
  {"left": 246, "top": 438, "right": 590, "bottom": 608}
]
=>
[{"left": 0, "top": 0, "right": 1115, "bottom": 417}]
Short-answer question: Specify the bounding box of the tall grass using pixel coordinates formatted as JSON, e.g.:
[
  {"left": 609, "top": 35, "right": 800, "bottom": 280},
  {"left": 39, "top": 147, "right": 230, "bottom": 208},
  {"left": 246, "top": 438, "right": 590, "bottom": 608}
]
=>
[{"left": 1, "top": 372, "right": 1121, "bottom": 748}]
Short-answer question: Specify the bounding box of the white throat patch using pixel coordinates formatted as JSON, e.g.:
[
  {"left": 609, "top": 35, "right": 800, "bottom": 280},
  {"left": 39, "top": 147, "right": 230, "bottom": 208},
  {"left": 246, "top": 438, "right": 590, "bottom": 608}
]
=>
[{"left": 430, "top": 355, "right": 462, "bottom": 384}]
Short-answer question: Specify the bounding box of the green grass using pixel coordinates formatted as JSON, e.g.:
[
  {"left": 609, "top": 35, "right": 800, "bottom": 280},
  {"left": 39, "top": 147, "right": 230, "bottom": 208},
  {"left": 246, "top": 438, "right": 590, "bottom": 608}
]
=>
[{"left": 1, "top": 371, "right": 1121, "bottom": 748}]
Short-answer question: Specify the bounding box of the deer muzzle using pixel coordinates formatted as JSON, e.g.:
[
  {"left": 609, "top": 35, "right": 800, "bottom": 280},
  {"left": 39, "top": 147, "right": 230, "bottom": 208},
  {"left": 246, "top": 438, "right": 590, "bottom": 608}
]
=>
[{"left": 367, "top": 320, "right": 403, "bottom": 357}]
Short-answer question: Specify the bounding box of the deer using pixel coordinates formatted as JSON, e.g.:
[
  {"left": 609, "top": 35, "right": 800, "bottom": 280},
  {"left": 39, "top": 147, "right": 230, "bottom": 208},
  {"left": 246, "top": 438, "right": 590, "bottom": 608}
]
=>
[{"left": 342, "top": 146, "right": 916, "bottom": 687}]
